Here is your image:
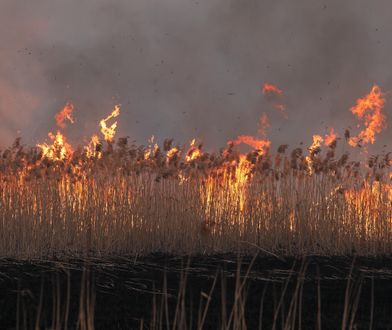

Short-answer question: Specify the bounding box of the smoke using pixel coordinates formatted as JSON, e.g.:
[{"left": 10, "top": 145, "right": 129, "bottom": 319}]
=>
[{"left": 1, "top": 0, "right": 391, "bottom": 152}]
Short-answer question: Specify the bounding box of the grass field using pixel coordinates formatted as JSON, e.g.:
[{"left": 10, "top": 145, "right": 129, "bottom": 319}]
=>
[
  {"left": 0, "top": 132, "right": 391, "bottom": 258},
  {"left": 1, "top": 86, "right": 391, "bottom": 328}
]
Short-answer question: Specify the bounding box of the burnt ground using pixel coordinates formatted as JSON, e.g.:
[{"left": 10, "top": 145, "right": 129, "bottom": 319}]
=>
[{"left": 0, "top": 255, "right": 392, "bottom": 329}]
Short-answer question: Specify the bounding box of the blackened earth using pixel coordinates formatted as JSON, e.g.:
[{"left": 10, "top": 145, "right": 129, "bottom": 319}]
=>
[{"left": 1, "top": 255, "right": 392, "bottom": 329}]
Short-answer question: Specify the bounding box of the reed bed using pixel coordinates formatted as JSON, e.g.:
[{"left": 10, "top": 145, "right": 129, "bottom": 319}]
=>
[{"left": 0, "top": 137, "right": 391, "bottom": 258}]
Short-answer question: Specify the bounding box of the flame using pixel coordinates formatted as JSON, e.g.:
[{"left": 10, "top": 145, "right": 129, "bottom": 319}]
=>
[
  {"left": 348, "top": 85, "right": 386, "bottom": 147},
  {"left": 37, "top": 131, "right": 73, "bottom": 161},
  {"left": 166, "top": 147, "right": 180, "bottom": 163},
  {"left": 308, "top": 134, "right": 323, "bottom": 154},
  {"left": 201, "top": 154, "right": 254, "bottom": 220},
  {"left": 262, "top": 83, "right": 283, "bottom": 96},
  {"left": 144, "top": 135, "right": 159, "bottom": 160},
  {"left": 262, "top": 83, "right": 287, "bottom": 119},
  {"left": 185, "top": 139, "right": 203, "bottom": 162},
  {"left": 100, "top": 105, "right": 121, "bottom": 142},
  {"left": 231, "top": 136, "right": 270, "bottom": 155},
  {"left": 344, "top": 181, "right": 392, "bottom": 236},
  {"left": 325, "top": 128, "right": 338, "bottom": 146},
  {"left": 305, "top": 134, "right": 324, "bottom": 175},
  {"left": 55, "top": 103, "right": 75, "bottom": 129},
  {"left": 85, "top": 134, "right": 102, "bottom": 159},
  {"left": 231, "top": 113, "right": 271, "bottom": 154}
]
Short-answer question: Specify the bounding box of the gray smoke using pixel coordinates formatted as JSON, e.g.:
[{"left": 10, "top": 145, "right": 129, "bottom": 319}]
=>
[{"left": 1, "top": 0, "right": 391, "bottom": 152}]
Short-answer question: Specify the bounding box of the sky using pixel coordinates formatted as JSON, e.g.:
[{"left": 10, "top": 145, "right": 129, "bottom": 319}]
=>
[{"left": 1, "top": 0, "right": 392, "bottom": 152}]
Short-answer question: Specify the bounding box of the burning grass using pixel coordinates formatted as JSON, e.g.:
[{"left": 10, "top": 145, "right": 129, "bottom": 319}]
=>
[
  {"left": 0, "top": 85, "right": 392, "bottom": 258},
  {"left": 1, "top": 133, "right": 392, "bottom": 258}
]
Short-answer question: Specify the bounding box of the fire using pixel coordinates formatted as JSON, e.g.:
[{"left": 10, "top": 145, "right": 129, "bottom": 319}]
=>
[
  {"left": 5, "top": 81, "right": 392, "bottom": 258},
  {"left": 308, "top": 134, "right": 323, "bottom": 154},
  {"left": 262, "top": 83, "right": 283, "bottom": 96},
  {"left": 231, "top": 113, "right": 271, "bottom": 155},
  {"left": 144, "top": 135, "right": 159, "bottom": 160},
  {"left": 325, "top": 128, "right": 338, "bottom": 146},
  {"left": 305, "top": 134, "right": 323, "bottom": 175},
  {"left": 166, "top": 147, "right": 180, "bottom": 163},
  {"left": 348, "top": 85, "right": 386, "bottom": 147},
  {"left": 232, "top": 136, "right": 270, "bottom": 154},
  {"left": 100, "top": 105, "right": 121, "bottom": 142},
  {"left": 85, "top": 134, "right": 102, "bottom": 159},
  {"left": 55, "top": 103, "right": 75, "bottom": 128},
  {"left": 262, "top": 83, "right": 287, "bottom": 119},
  {"left": 201, "top": 154, "right": 254, "bottom": 222},
  {"left": 37, "top": 131, "right": 73, "bottom": 161},
  {"left": 185, "top": 139, "right": 203, "bottom": 162}
]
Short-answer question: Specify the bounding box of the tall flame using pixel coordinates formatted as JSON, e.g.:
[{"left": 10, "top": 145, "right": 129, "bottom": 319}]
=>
[
  {"left": 308, "top": 134, "right": 324, "bottom": 154},
  {"left": 348, "top": 85, "right": 386, "bottom": 147},
  {"left": 100, "top": 105, "right": 121, "bottom": 142},
  {"left": 305, "top": 134, "right": 323, "bottom": 175}
]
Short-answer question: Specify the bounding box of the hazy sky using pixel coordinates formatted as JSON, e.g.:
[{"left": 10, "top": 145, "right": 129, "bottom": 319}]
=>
[{"left": 1, "top": 0, "right": 392, "bottom": 152}]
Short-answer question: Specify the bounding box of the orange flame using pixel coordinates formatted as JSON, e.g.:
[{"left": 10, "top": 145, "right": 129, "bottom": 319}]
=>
[
  {"left": 185, "top": 138, "right": 203, "bottom": 162},
  {"left": 144, "top": 135, "right": 159, "bottom": 160},
  {"left": 308, "top": 134, "right": 323, "bottom": 154},
  {"left": 85, "top": 134, "right": 102, "bottom": 159},
  {"left": 37, "top": 131, "right": 73, "bottom": 161},
  {"left": 231, "top": 136, "right": 270, "bottom": 154},
  {"left": 100, "top": 105, "right": 121, "bottom": 142},
  {"left": 166, "top": 147, "right": 180, "bottom": 163},
  {"left": 262, "top": 83, "right": 287, "bottom": 118},
  {"left": 55, "top": 103, "right": 75, "bottom": 129},
  {"left": 231, "top": 112, "right": 271, "bottom": 154},
  {"left": 262, "top": 83, "right": 283, "bottom": 96},
  {"left": 325, "top": 128, "right": 338, "bottom": 146},
  {"left": 305, "top": 134, "right": 323, "bottom": 175},
  {"left": 348, "top": 85, "right": 386, "bottom": 147}
]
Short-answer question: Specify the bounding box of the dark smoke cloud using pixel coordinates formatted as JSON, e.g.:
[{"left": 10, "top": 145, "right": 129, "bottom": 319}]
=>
[{"left": 1, "top": 0, "right": 392, "bottom": 152}]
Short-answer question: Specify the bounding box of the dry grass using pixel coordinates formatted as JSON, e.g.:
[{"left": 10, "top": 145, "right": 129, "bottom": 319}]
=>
[{"left": 0, "top": 137, "right": 391, "bottom": 258}]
